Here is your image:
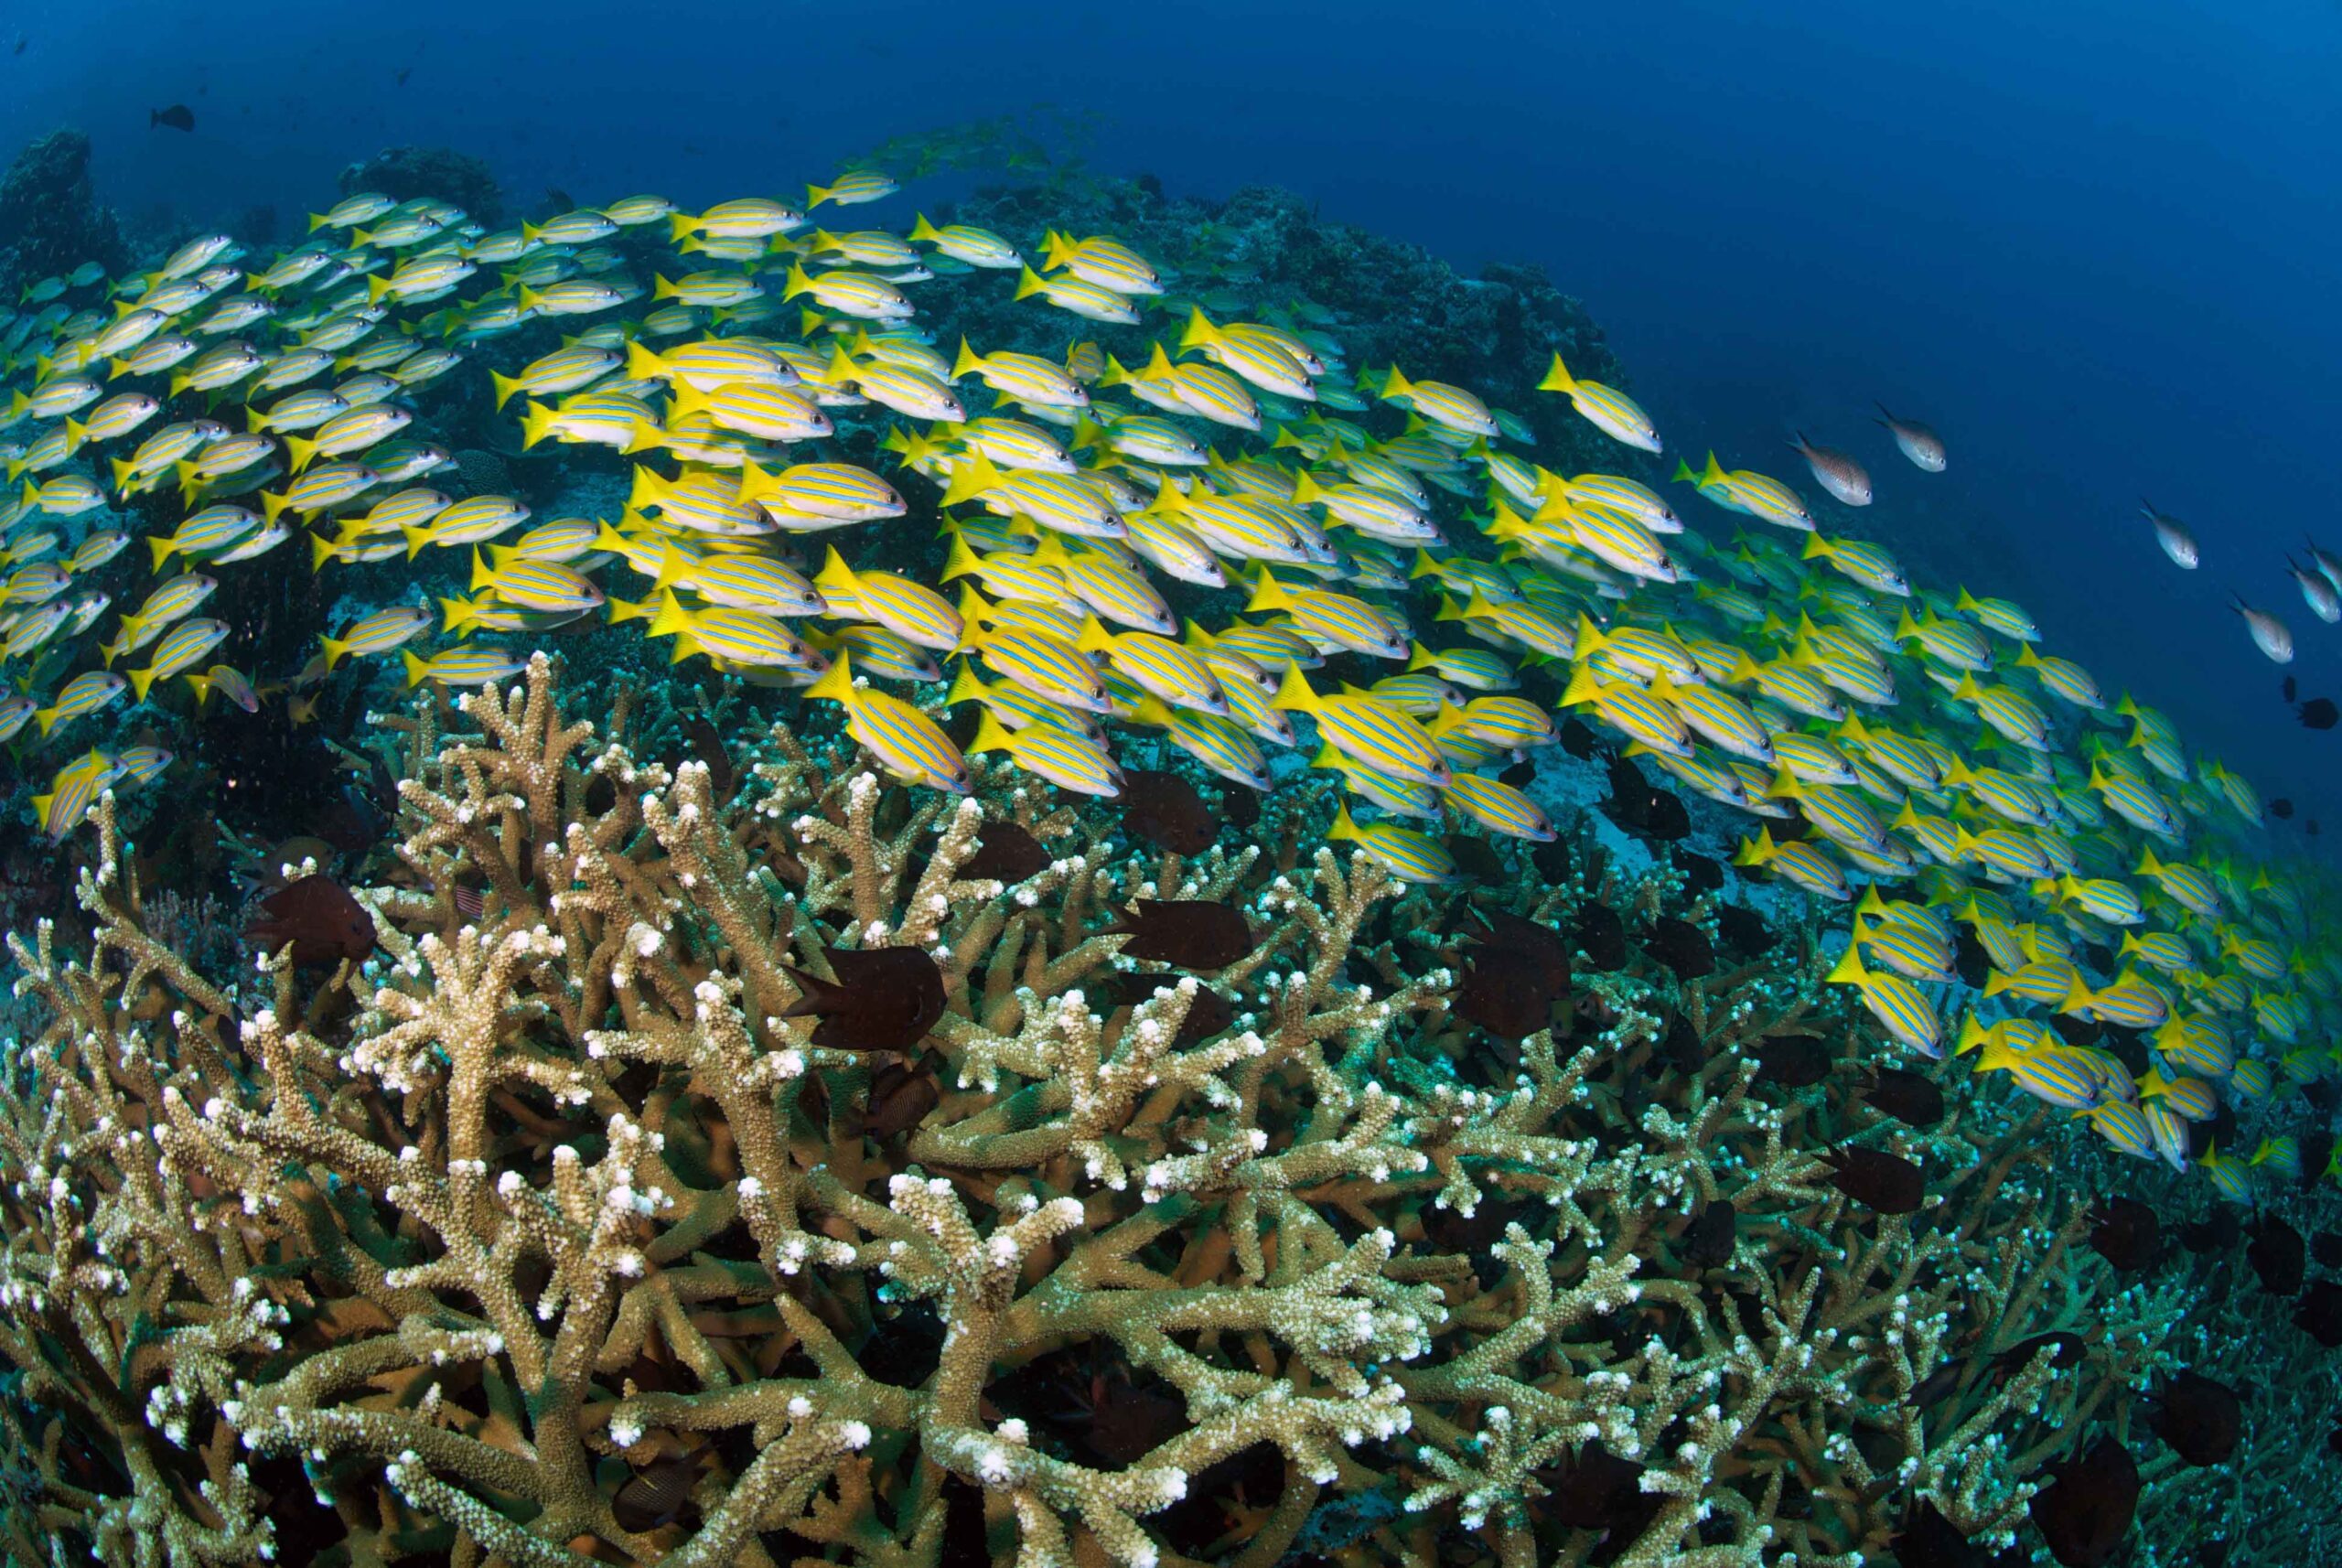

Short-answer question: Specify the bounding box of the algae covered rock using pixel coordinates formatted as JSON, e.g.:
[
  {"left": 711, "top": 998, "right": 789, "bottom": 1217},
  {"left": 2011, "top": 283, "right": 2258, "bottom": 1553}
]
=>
[
  {"left": 0, "top": 128, "right": 125, "bottom": 296},
  {"left": 338, "top": 143, "right": 504, "bottom": 229}
]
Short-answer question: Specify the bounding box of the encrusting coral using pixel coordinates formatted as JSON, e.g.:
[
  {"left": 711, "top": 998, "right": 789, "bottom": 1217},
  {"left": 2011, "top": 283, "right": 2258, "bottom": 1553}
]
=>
[{"left": 0, "top": 655, "right": 2197, "bottom": 1567}]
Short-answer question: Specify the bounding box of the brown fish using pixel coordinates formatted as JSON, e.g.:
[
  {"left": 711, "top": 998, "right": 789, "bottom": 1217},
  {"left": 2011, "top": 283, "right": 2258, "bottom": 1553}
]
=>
[
  {"left": 611, "top": 1452, "right": 702, "bottom": 1532},
  {"left": 1574, "top": 899, "right": 1628, "bottom": 970},
  {"left": 243, "top": 875, "right": 376, "bottom": 967},
  {"left": 1862, "top": 1067, "right": 1945, "bottom": 1128},
  {"left": 2145, "top": 1372, "right": 2240, "bottom": 1466},
  {"left": 1714, "top": 902, "right": 1770, "bottom": 958},
  {"left": 1789, "top": 433, "right": 1873, "bottom": 506},
  {"left": 862, "top": 1058, "right": 940, "bottom": 1139},
  {"left": 1994, "top": 1331, "right": 2085, "bottom": 1380},
  {"left": 1095, "top": 972, "right": 1234, "bottom": 1046},
  {"left": 1104, "top": 899, "right": 1252, "bottom": 971},
  {"left": 1755, "top": 1034, "right": 1832, "bottom": 1088},
  {"left": 1890, "top": 1499, "right": 1982, "bottom": 1568},
  {"left": 1818, "top": 1146, "right": 1923, "bottom": 1214},
  {"left": 2084, "top": 1197, "right": 2159, "bottom": 1273},
  {"left": 1456, "top": 959, "right": 1555, "bottom": 1041},
  {"left": 1644, "top": 915, "right": 1714, "bottom": 979},
  {"left": 781, "top": 945, "right": 945, "bottom": 1052},
  {"left": 2294, "top": 1279, "right": 2342, "bottom": 1347},
  {"left": 960, "top": 821, "right": 1050, "bottom": 883},
  {"left": 2027, "top": 1439, "right": 2137, "bottom": 1567},
  {"left": 1121, "top": 768, "right": 1216, "bottom": 854},
  {"left": 1532, "top": 1443, "right": 1656, "bottom": 1537},
  {"left": 2247, "top": 1216, "right": 2305, "bottom": 1294},
  {"left": 1681, "top": 1199, "right": 1735, "bottom": 1269}
]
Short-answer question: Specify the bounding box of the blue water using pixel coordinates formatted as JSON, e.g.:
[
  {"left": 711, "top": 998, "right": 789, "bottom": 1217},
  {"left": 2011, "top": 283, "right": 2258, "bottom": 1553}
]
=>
[{"left": 13, "top": 0, "right": 2340, "bottom": 823}]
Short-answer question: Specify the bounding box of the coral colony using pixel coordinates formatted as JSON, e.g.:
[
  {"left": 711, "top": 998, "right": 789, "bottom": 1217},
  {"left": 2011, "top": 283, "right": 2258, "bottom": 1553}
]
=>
[{"left": 0, "top": 117, "right": 2332, "bottom": 1567}]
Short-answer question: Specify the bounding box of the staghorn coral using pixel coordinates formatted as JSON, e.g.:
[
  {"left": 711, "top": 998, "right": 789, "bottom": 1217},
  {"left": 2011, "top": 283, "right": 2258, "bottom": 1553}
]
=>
[{"left": 0, "top": 655, "right": 2189, "bottom": 1567}]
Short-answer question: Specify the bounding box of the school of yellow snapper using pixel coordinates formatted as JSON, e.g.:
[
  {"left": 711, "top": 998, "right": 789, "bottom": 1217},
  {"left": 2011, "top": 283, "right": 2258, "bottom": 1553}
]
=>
[{"left": 0, "top": 166, "right": 2331, "bottom": 1199}]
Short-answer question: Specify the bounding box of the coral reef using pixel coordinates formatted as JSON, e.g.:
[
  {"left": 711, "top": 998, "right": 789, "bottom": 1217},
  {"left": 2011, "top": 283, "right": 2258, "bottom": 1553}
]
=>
[
  {"left": 0, "top": 129, "right": 125, "bottom": 296},
  {"left": 0, "top": 657, "right": 2201, "bottom": 1567},
  {"left": 338, "top": 145, "right": 505, "bottom": 231}
]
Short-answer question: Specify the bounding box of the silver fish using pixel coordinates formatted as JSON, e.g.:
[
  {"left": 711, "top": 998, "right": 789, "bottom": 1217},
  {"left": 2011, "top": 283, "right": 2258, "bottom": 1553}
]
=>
[
  {"left": 1789, "top": 433, "right": 1872, "bottom": 506},
  {"left": 2143, "top": 501, "right": 2198, "bottom": 570},
  {"left": 1874, "top": 403, "right": 1946, "bottom": 472},
  {"left": 2231, "top": 596, "right": 2294, "bottom": 663},
  {"left": 2305, "top": 536, "right": 2342, "bottom": 590},
  {"left": 2290, "top": 559, "right": 2340, "bottom": 623}
]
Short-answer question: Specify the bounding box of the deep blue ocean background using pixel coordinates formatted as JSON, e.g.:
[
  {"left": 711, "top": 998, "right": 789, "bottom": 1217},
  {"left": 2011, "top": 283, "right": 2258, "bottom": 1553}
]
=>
[{"left": 9, "top": 0, "right": 2336, "bottom": 835}]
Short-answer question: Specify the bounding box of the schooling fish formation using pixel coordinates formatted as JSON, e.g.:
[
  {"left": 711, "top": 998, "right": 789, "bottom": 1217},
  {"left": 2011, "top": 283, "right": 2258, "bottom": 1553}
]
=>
[{"left": 0, "top": 160, "right": 2331, "bottom": 1234}]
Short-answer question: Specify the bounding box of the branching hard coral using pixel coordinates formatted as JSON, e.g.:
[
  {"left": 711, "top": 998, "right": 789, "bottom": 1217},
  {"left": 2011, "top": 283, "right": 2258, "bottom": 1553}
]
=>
[{"left": 0, "top": 656, "right": 2178, "bottom": 1567}]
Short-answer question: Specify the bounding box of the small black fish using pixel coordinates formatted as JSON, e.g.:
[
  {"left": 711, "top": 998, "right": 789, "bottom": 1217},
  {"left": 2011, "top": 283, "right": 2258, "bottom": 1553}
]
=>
[
  {"left": 1222, "top": 784, "right": 1260, "bottom": 831},
  {"left": 1863, "top": 1067, "right": 1945, "bottom": 1128},
  {"left": 1673, "top": 850, "right": 1724, "bottom": 894},
  {"left": 1095, "top": 972, "right": 1234, "bottom": 1047},
  {"left": 1574, "top": 900, "right": 1628, "bottom": 971},
  {"left": 611, "top": 1452, "right": 701, "bottom": 1532},
  {"left": 2027, "top": 1439, "right": 2139, "bottom": 1568},
  {"left": 960, "top": 822, "right": 1050, "bottom": 884},
  {"left": 1452, "top": 969, "right": 1545, "bottom": 1043},
  {"left": 2177, "top": 1218, "right": 2226, "bottom": 1254},
  {"left": 684, "top": 714, "right": 734, "bottom": 800},
  {"left": 1105, "top": 899, "right": 1252, "bottom": 971},
  {"left": 1907, "top": 1358, "right": 1967, "bottom": 1410},
  {"left": 1995, "top": 1331, "right": 2087, "bottom": 1378},
  {"left": 1681, "top": 1199, "right": 1735, "bottom": 1269},
  {"left": 1122, "top": 768, "right": 1217, "bottom": 854},
  {"left": 150, "top": 103, "right": 195, "bottom": 131},
  {"left": 2085, "top": 1197, "right": 2159, "bottom": 1273},
  {"left": 1557, "top": 716, "right": 1604, "bottom": 760},
  {"left": 1445, "top": 832, "right": 1507, "bottom": 884},
  {"left": 1456, "top": 911, "right": 1569, "bottom": 1041},
  {"left": 395, "top": 65, "right": 413, "bottom": 86},
  {"left": 1530, "top": 834, "right": 1571, "bottom": 885},
  {"left": 2294, "top": 1279, "right": 2342, "bottom": 1347},
  {"left": 2284, "top": 675, "right": 2299, "bottom": 702},
  {"left": 2310, "top": 818, "right": 2322, "bottom": 836},
  {"left": 1599, "top": 756, "right": 1689, "bottom": 843},
  {"left": 243, "top": 876, "right": 376, "bottom": 968},
  {"left": 1499, "top": 756, "right": 1536, "bottom": 789},
  {"left": 2297, "top": 696, "right": 2339, "bottom": 730},
  {"left": 861, "top": 1058, "right": 940, "bottom": 1140},
  {"left": 1714, "top": 902, "right": 1770, "bottom": 959},
  {"left": 2302, "top": 1131, "right": 2336, "bottom": 1192},
  {"left": 1819, "top": 1146, "right": 1924, "bottom": 1214},
  {"left": 2271, "top": 797, "right": 2295, "bottom": 820},
  {"left": 2247, "top": 1216, "right": 2306, "bottom": 1294},
  {"left": 1468, "top": 908, "right": 1573, "bottom": 984},
  {"left": 2146, "top": 1372, "right": 2240, "bottom": 1466},
  {"left": 1951, "top": 928, "right": 1992, "bottom": 989},
  {"left": 1755, "top": 1034, "right": 1832, "bottom": 1088},
  {"left": 781, "top": 945, "right": 945, "bottom": 1053},
  {"left": 1644, "top": 915, "right": 1714, "bottom": 980},
  {"left": 1654, "top": 1008, "right": 1706, "bottom": 1072},
  {"left": 1890, "top": 1498, "right": 1982, "bottom": 1568},
  {"left": 2313, "top": 1230, "right": 2342, "bottom": 1269},
  {"left": 1531, "top": 1443, "right": 1649, "bottom": 1533}
]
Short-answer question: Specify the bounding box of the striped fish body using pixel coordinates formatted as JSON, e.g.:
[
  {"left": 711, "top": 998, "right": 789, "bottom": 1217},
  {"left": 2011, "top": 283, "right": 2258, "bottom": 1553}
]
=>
[
  {"left": 813, "top": 549, "right": 961, "bottom": 650},
  {"left": 1445, "top": 771, "right": 1555, "bottom": 841},
  {"left": 1328, "top": 805, "right": 1455, "bottom": 883}
]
